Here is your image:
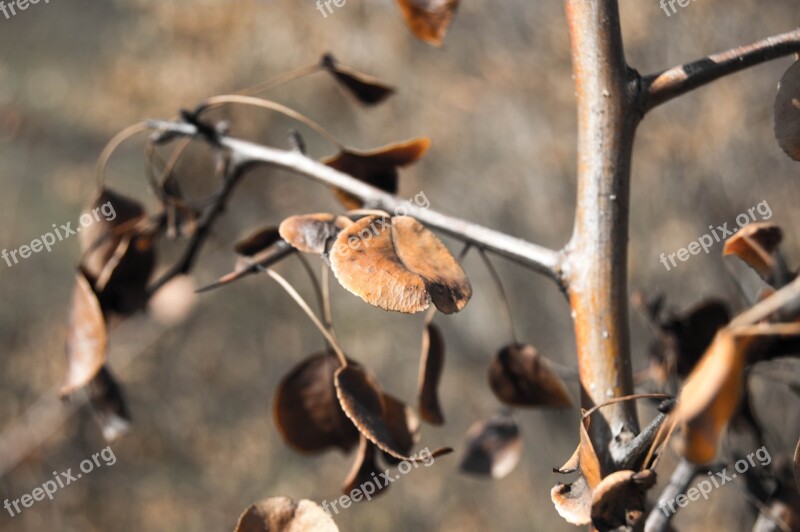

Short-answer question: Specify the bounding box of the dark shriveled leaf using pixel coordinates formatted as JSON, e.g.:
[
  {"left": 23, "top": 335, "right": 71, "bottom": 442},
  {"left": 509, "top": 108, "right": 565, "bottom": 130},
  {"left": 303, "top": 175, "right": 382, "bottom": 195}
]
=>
[
  {"left": 380, "top": 393, "right": 421, "bottom": 465},
  {"left": 418, "top": 323, "right": 446, "bottom": 424},
  {"left": 234, "top": 497, "right": 339, "bottom": 532},
  {"left": 61, "top": 271, "right": 108, "bottom": 397},
  {"left": 590, "top": 470, "right": 656, "bottom": 531},
  {"left": 659, "top": 299, "right": 731, "bottom": 378},
  {"left": 395, "top": 0, "right": 459, "bottom": 47},
  {"left": 342, "top": 436, "right": 390, "bottom": 499},
  {"left": 459, "top": 410, "right": 521, "bottom": 479},
  {"left": 775, "top": 60, "right": 800, "bottom": 161},
  {"left": 273, "top": 352, "right": 360, "bottom": 454},
  {"left": 335, "top": 365, "right": 412, "bottom": 461},
  {"left": 234, "top": 226, "right": 282, "bottom": 259},
  {"left": 323, "top": 139, "right": 429, "bottom": 210},
  {"left": 320, "top": 53, "right": 395, "bottom": 106},
  {"left": 330, "top": 215, "right": 471, "bottom": 314},
  {"left": 488, "top": 344, "right": 573, "bottom": 408},
  {"left": 723, "top": 223, "right": 784, "bottom": 285},
  {"left": 87, "top": 366, "right": 131, "bottom": 442}
]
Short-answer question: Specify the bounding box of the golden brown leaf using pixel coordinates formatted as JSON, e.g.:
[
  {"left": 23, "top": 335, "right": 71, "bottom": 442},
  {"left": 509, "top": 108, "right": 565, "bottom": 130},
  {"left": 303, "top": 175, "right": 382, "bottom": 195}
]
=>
[
  {"left": 551, "top": 417, "right": 603, "bottom": 526},
  {"left": 724, "top": 223, "right": 784, "bottom": 284},
  {"left": 61, "top": 271, "right": 108, "bottom": 397},
  {"left": 774, "top": 60, "right": 800, "bottom": 161},
  {"left": 488, "top": 343, "right": 573, "bottom": 408},
  {"left": 234, "top": 497, "right": 339, "bottom": 532},
  {"left": 274, "top": 352, "right": 360, "bottom": 454},
  {"left": 279, "top": 214, "right": 352, "bottom": 255},
  {"left": 459, "top": 410, "right": 521, "bottom": 479},
  {"left": 418, "top": 323, "right": 446, "bottom": 424},
  {"left": 673, "top": 331, "right": 750, "bottom": 464},
  {"left": 330, "top": 215, "right": 471, "bottom": 314},
  {"left": 334, "top": 364, "right": 412, "bottom": 461},
  {"left": 395, "top": 0, "right": 459, "bottom": 47},
  {"left": 323, "top": 139, "right": 429, "bottom": 209},
  {"left": 320, "top": 53, "right": 395, "bottom": 106}
]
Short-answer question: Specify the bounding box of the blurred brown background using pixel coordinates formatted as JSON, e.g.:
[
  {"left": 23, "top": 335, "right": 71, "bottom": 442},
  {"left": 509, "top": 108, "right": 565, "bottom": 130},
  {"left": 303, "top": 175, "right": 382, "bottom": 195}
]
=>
[{"left": 1, "top": 0, "right": 800, "bottom": 530}]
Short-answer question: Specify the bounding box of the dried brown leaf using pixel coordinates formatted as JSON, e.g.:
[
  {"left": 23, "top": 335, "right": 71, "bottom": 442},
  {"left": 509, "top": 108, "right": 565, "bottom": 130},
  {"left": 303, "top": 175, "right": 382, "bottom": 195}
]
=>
[
  {"left": 488, "top": 343, "right": 573, "bottom": 408},
  {"left": 418, "top": 323, "right": 446, "bottom": 425},
  {"left": 590, "top": 469, "right": 656, "bottom": 531},
  {"left": 234, "top": 226, "right": 282, "bottom": 259},
  {"left": 459, "top": 410, "right": 521, "bottom": 479},
  {"left": 775, "top": 60, "right": 800, "bottom": 161},
  {"left": 61, "top": 271, "right": 108, "bottom": 397},
  {"left": 334, "top": 364, "right": 412, "bottom": 460},
  {"left": 330, "top": 215, "right": 471, "bottom": 314},
  {"left": 320, "top": 53, "right": 395, "bottom": 106},
  {"left": 234, "top": 497, "right": 339, "bottom": 532},
  {"left": 342, "top": 436, "right": 390, "bottom": 499},
  {"left": 658, "top": 299, "right": 731, "bottom": 378},
  {"left": 273, "top": 351, "right": 360, "bottom": 454},
  {"left": 724, "top": 223, "right": 784, "bottom": 284},
  {"left": 395, "top": 0, "right": 459, "bottom": 47},
  {"left": 673, "top": 331, "right": 750, "bottom": 464},
  {"left": 551, "top": 474, "right": 593, "bottom": 526},
  {"left": 323, "top": 139, "right": 429, "bottom": 209},
  {"left": 380, "top": 393, "right": 421, "bottom": 465}
]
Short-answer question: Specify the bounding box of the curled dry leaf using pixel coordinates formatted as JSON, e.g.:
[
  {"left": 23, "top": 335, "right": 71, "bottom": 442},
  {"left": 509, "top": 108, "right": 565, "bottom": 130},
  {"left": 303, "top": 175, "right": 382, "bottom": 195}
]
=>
[
  {"left": 61, "top": 271, "right": 108, "bottom": 397},
  {"left": 774, "top": 60, "right": 800, "bottom": 161},
  {"left": 87, "top": 366, "right": 131, "bottom": 442},
  {"left": 724, "top": 223, "right": 784, "bottom": 285},
  {"left": 673, "top": 331, "right": 751, "bottom": 464},
  {"left": 551, "top": 417, "right": 602, "bottom": 526},
  {"left": 590, "top": 469, "right": 656, "bottom": 531},
  {"left": 395, "top": 0, "right": 459, "bottom": 47},
  {"left": 342, "top": 436, "right": 390, "bottom": 499},
  {"left": 323, "top": 138, "right": 430, "bottom": 209},
  {"left": 334, "top": 364, "right": 412, "bottom": 461},
  {"left": 274, "top": 351, "right": 360, "bottom": 454},
  {"left": 459, "top": 410, "right": 522, "bottom": 479},
  {"left": 279, "top": 214, "right": 352, "bottom": 255},
  {"left": 380, "top": 393, "right": 421, "bottom": 465},
  {"left": 488, "top": 343, "right": 573, "bottom": 408},
  {"left": 234, "top": 497, "right": 339, "bottom": 532},
  {"left": 418, "top": 323, "right": 446, "bottom": 425},
  {"left": 330, "top": 215, "right": 471, "bottom": 314},
  {"left": 320, "top": 53, "right": 395, "bottom": 106}
]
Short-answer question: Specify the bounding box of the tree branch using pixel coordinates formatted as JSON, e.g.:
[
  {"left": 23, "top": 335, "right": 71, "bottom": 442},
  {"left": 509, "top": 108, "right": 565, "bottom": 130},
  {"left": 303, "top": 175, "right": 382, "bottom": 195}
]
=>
[
  {"left": 644, "top": 458, "right": 698, "bottom": 532},
  {"left": 564, "top": 0, "right": 641, "bottom": 471},
  {"left": 643, "top": 28, "right": 800, "bottom": 112},
  {"left": 145, "top": 119, "right": 565, "bottom": 285}
]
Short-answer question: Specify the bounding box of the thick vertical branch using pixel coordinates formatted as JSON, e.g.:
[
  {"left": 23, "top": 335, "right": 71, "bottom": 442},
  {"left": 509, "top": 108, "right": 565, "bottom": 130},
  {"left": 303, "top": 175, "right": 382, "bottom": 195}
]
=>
[{"left": 564, "top": 0, "right": 641, "bottom": 470}]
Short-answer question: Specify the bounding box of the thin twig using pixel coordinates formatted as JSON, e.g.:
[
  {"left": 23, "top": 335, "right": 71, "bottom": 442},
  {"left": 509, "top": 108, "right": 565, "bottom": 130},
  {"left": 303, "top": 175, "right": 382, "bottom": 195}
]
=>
[
  {"left": 478, "top": 248, "right": 519, "bottom": 345},
  {"left": 643, "top": 28, "right": 800, "bottom": 112}
]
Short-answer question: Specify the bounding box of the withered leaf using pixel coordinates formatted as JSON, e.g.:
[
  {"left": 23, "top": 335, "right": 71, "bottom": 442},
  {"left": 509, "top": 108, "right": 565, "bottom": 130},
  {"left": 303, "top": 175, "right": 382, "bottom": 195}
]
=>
[
  {"left": 395, "top": 0, "right": 459, "bottom": 47},
  {"left": 323, "top": 138, "right": 430, "bottom": 210},
  {"left": 459, "top": 410, "right": 521, "bottom": 479},
  {"left": 87, "top": 366, "right": 131, "bottom": 442},
  {"left": 551, "top": 417, "right": 602, "bottom": 526},
  {"left": 380, "top": 393, "right": 421, "bottom": 465},
  {"left": 320, "top": 53, "right": 395, "bottom": 106},
  {"left": 488, "top": 344, "right": 573, "bottom": 408},
  {"left": 234, "top": 497, "right": 339, "bottom": 532},
  {"left": 774, "top": 60, "right": 800, "bottom": 161},
  {"left": 724, "top": 223, "right": 784, "bottom": 285},
  {"left": 330, "top": 215, "right": 471, "bottom": 314},
  {"left": 279, "top": 214, "right": 352, "bottom": 255},
  {"left": 334, "top": 365, "right": 412, "bottom": 461},
  {"left": 673, "top": 331, "right": 750, "bottom": 464},
  {"left": 61, "top": 271, "right": 108, "bottom": 397},
  {"left": 590, "top": 470, "right": 656, "bottom": 531},
  {"left": 342, "top": 436, "right": 390, "bottom": 499},
  {"left": 273, "top": 351, "right": 360, "bottom": 454},
  {"left": 418, "top": 323, "right": 446, "bottom": 424}
]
